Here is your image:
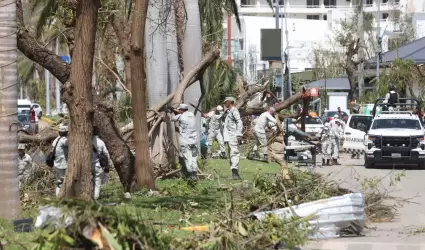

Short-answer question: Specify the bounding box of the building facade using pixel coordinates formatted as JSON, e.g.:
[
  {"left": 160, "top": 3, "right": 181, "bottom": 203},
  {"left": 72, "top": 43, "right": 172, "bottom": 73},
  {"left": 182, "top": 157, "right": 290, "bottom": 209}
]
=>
[{"left": 222, "top": 0, "right": 425, "bottom": 84}]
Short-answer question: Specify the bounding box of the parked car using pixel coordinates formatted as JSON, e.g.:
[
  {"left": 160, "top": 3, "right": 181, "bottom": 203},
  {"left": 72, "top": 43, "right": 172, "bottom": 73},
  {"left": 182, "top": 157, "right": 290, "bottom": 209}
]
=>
[
  {"left": 321, "top": 110, "right": 349, "bottom": 124},
  {"left": 304, "top": 116, "right": 324, "bottom": 138},
  {"left": 31, "top": 103, "right": 43, "bottom": 119},
  {"left": 18, "top": 113, "right": 38, "bottom": 135}
]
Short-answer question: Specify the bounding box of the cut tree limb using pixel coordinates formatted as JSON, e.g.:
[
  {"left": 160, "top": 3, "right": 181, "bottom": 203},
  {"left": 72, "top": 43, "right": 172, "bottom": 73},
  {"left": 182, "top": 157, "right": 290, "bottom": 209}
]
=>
[
  {"left": 120, "top": 46, "right": 221, "bottom": 133},
  {"left": 18, "top": 133, "right": 57, "bottom": 144}
]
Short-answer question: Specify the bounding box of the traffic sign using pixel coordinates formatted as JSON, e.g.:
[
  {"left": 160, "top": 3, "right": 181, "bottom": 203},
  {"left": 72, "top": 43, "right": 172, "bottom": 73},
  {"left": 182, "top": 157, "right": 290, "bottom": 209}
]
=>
[
  {"left": 60, "top": 56, "right": 70, "bottom": 64},
  {"left": 310, "top": 87, "right": 319, "bottom": 97}
]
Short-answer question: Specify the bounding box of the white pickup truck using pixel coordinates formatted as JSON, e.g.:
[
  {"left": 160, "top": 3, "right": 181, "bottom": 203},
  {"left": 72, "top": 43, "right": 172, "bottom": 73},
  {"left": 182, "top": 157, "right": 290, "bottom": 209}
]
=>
[{"left": 363, "top": 98, "right": 425, "bottom": 169}]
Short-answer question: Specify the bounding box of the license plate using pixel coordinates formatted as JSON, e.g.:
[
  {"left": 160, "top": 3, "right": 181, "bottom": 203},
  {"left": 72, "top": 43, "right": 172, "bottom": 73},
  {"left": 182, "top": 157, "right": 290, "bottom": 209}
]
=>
[{"left": 391, "top": 153, "right": 401, "bottom": 158}]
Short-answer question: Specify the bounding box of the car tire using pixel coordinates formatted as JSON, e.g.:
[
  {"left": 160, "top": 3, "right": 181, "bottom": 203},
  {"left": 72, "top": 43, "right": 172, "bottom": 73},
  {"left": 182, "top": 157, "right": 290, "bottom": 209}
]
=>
[
  {"left": 364, "top": 155, "right": 374, "bottom": 169},
  {"left": 419, "top": 163, "right": 425, "bottom": 170}
]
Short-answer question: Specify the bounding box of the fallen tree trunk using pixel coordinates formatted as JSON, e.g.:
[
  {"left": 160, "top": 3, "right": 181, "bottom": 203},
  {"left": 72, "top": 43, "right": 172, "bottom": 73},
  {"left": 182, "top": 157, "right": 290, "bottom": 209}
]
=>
[
  {"left": 119, "top": 46, "right": 220, "bottom": 134},
  {"left": 18, "top": 133, "right": 57, "bottom": 144}
]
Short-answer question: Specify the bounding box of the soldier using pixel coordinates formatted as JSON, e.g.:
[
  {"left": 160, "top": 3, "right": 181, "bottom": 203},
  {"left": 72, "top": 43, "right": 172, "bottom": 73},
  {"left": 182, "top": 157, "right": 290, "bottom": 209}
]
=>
[
  {"left": 383, "top": 85, "right": 400, "bottom": 111},
  {"left": 52, "top": 125, "right": 69, "bottom": 196},
  {"left": 17, "top": 143, "right": 32, "bottom": 188},
  {"left": 251, "top": 107, "right": 277, "bottom": 161},
  {"left": 202, "top": 105, "right": 225, "bottom": 158},
  {"left": 92, "top": 126, "right": 111, "bottom": 200},
  {"left": 328, "top": 120, "right": 342, "bottom": 165},
  {"left": 223, "top": 97, "right": 243, "bottom": 180},
  {"left": 320, "top": 124, "right": 331, "bottom": 166},
  {"left": 171, "top": 104, "right": 198, "bottom": 180}
]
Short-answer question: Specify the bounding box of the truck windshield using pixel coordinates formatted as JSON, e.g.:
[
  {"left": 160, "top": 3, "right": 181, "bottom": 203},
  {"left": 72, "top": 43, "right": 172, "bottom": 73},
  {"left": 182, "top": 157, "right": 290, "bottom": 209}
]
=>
[{"left": 371, "top": 119, "right": 422, "bottom": 130}]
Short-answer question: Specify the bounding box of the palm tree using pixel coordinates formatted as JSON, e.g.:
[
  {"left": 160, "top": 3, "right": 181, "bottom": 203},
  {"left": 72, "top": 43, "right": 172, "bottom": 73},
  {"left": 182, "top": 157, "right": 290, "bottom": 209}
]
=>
[{"left": 0, "top": 0, "right": 21, "bottom": 218}]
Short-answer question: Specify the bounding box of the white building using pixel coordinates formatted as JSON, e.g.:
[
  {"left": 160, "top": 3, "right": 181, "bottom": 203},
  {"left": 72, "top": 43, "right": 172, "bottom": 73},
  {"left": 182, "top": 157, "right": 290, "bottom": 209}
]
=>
[{"left": 222, "top": 0, "right": 425, "bottom": 83}]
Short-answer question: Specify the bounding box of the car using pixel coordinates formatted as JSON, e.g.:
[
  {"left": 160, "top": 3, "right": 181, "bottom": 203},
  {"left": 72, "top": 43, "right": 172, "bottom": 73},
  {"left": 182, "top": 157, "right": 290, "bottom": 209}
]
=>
[
  {"left": 31, "top": 103, "right": 43, "bottom": 119},
  {"left": 363, "top": 98, "right": 425, "bottom": 169},
  {"left": 304, "top": 116, "right": 324, "bottom": 138},
  {"left": 321, "top": 110, "right": 349, "bottom": 124},
  {"left": 18, "top": 113, "right": 38, "bottom": 135}
]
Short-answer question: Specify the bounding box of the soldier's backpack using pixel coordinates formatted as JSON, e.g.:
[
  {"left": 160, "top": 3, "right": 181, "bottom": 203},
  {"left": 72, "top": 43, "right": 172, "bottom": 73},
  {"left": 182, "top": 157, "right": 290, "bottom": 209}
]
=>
[{"left": 388, "top": 92, "right": 398, "bottom": 105}]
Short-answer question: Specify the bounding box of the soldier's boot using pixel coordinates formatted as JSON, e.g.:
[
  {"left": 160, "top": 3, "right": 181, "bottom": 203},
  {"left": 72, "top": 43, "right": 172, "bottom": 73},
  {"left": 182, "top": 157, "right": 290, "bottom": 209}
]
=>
[
  {"left": 322, "top": 158, "right": 326, "bottom": 166},
  {"left": 333, "top": 158, "right": 341, "bottom": 165},
  {"left": 220, "top": 152, "right": 227, "bottom": 159},
  {"left": 191, "top": 171, "right": 198, "bottom": 180},
  {"left": 231, "top": 169, "right": 241, "bottom": 180},
  {"left": 326, "top": 159, "right": 331, "bottom": 166},
  {"left": 262, "top": 154, "right": 269, "bottom": 163}
]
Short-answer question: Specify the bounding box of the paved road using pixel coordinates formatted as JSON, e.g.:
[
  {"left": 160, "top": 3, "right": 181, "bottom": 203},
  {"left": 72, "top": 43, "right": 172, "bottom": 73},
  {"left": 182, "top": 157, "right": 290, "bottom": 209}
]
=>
[{"left": 303, "top": 153, "right": 425, "bottom": 250}]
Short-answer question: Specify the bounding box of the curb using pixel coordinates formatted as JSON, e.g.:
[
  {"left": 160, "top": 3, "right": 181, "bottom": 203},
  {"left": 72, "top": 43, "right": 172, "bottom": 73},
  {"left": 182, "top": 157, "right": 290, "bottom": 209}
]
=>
[
  {"left": 40, "top": 116, "right": 54, "bottom": 125},
  {"left": 303, "top": 241, "right": 425, "bottom": 250}
]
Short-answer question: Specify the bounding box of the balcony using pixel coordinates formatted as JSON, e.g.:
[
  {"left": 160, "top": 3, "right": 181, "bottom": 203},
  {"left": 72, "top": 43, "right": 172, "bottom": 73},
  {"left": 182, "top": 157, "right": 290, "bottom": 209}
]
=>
[{"left": 239, "top": 0, "right": 401, "bottom": 15}]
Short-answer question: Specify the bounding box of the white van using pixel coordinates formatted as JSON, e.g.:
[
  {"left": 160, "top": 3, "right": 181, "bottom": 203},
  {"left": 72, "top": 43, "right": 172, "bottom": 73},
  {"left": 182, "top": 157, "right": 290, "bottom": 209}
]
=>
[
  {"left": 342, "top": 114, "right": 373, "bottom": 155},
  {"left": 18, "top": 99, "right": 32, "bottom": 114}
]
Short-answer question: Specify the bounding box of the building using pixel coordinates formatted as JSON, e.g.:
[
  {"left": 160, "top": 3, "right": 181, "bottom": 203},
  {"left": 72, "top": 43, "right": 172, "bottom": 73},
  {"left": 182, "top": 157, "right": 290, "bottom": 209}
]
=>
[{"left": 223, "top": 0, "right": 425, "bottom": 84}]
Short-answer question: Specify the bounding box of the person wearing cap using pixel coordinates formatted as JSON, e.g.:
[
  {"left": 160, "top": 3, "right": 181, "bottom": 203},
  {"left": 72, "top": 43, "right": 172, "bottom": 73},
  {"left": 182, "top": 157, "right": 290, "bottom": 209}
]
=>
[
  {"left": 223, "top": 97, "right": 243, "bottom": 179},
  {"left": 52, "top": 125, "right": 69, "bottom": 196},
  {"left": 202, "top": 105, "right": 225, "bottom": 158},
  {"left": 319, "top": 123, "right": 332, "bottom": 166},
  {"left": 328, "top": 119, "right": 341, "bottom": 165},
  {"left": 251, "top": 107, "right": 277, "bottom": 162},
  {"left": 92, "top": 126, "right": 110, "bottom": 200},
  {"left": 172, "top": 103, "right": 199, "bottom": 180},
  {"left": 17, "top": 143, "right": 33, "bottom": 187}
]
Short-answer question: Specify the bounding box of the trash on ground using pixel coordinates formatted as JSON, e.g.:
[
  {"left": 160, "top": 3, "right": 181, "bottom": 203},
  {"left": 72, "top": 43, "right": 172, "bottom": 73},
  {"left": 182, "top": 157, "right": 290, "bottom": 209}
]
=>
[
  {"left": 34, "top": 206, "right": 73, "bottom": 229},
  {"left": 254, "top": 193, "right": 365, "bottom": 239}
]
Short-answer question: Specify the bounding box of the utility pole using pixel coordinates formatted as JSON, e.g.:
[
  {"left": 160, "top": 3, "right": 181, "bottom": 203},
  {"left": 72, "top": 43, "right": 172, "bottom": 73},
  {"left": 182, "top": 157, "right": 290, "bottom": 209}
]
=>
[
  {"left": 376, "top": 0, "right": 381, "bottom": 84},
  {"left": 357, "top": 0, "right": 364, "bottom": 99},
  {"left": 284, "top": 0, "right": 291, "bottom": 98},
  {"left": 227, "top": 16, "right": 232, "bottom": 65},
  {"left": 55, "top": 37, "right": 61, "bottom": 113},
  {"left": 45, "top": 68, "right": 50, "bottom": 116}
]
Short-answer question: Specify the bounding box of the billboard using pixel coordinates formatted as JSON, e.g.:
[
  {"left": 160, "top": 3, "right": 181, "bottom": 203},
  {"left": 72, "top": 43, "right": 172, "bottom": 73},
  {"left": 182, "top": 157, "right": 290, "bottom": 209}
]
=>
[{"left": 261, "top": 29, "right": 282, "bottom": 61}]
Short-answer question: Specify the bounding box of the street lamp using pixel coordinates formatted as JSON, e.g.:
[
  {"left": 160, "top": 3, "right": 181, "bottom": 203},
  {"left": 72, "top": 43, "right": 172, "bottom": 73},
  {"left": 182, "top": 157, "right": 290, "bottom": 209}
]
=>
[{"left": 376, "top": 29, "right": 403, "bottom": 83}]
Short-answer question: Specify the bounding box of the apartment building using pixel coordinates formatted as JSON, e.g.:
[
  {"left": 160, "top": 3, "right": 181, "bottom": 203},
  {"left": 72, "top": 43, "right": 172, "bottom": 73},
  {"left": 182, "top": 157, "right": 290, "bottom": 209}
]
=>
[{"left": 222, "top": 0, "right": 425, "bottom": 83}]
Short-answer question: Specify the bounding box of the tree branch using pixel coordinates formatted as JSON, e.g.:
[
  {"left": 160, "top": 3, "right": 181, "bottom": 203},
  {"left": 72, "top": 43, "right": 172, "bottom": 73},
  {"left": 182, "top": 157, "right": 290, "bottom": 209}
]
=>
[{"left": 16, "top": 0, "right": 71, "bottom": 84}]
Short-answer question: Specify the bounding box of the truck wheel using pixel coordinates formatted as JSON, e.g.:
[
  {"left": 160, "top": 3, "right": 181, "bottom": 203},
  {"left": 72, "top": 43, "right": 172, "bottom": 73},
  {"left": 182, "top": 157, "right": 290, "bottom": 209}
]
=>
[
  {"left": 364, "top": 156, "right": 374, "bottom": 169},
  {"left": 419, "top": 163, "right": 425, "bottom": 170}
]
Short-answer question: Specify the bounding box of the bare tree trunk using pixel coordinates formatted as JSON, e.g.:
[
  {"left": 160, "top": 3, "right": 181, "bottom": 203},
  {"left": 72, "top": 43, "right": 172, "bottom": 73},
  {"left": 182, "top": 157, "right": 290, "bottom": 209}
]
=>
[
  {"left": 0, "top": 0, "right": 21, "bottom": 218},
  {"left": 61, "top": 0, "right": 100, "bottom": 198},
  {"left": 174, "top": 0, "right": 185, "bottom": 75},
  {"left": 130, "top": 0, "right": 155, "bottom": 190}
]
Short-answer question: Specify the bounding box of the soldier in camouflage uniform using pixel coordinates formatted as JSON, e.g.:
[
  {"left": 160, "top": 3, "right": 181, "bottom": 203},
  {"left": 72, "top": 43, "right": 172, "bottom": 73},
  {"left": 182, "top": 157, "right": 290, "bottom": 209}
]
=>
[{"left": 223, "top": 97, "right": 243, "bottom": 180}]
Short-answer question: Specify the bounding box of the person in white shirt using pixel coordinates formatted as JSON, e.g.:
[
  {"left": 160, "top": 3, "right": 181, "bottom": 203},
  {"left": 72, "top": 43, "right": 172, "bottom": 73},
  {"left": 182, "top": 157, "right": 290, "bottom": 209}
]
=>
[
  {"left": 52, "top": 125, "right": 68, "bottom": 196},
  {"left": 252, "top": 107, "right": 277, "bottom": 161},
  {"left": 92, "top": 126, "right": 110, "bottom": 200},
  {"left": 17, "top": 143, "right": 32, "bottom": 188}
]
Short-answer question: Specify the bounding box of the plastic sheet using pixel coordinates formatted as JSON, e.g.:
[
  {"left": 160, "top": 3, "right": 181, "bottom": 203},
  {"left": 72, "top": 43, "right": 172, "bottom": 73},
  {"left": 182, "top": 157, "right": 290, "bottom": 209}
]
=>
[{"left": 254, "top": 193, "right": 365, "bottom": 239}]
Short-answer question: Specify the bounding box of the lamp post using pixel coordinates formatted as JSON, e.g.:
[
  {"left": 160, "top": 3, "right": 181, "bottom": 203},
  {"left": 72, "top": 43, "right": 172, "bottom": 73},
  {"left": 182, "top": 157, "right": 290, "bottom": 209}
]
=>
[{"left": 376, "top": 0, "right": 381, "bottom": 84}]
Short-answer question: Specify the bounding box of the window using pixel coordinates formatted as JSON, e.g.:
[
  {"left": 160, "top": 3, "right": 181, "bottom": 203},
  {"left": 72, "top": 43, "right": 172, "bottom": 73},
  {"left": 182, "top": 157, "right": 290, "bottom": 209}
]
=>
[
  {"left": 324, "top": 0, "right": 336, "bottom": 8},
  {"left": 382, "top": 0, "right": 388, "bottom": 3},
  {"left": 323, "top": 14, "right": 327, "bottom": 20},
  {"left": 365, "top": 0, "right": 373, "bottom": 5},
  {"left": 349, "top": 116, "right": 373, "bottom": 132},
  {"left": 239, "top": 39, "right": 244, "bottom": 50},
  {"left": 279, "top": 0, "right": 284, "bottom": 5},
  {"left": 382, "top": 13, "right": 389, "bottom": 19},
  {"left": 307, "top": 15, "right": 320, "bottom": 20},
  {"left": 307, "top": 0, "right": 319, "bottom": 8},
  {"left": 372, "top": 119, "right": 422, "bottom": 130}
]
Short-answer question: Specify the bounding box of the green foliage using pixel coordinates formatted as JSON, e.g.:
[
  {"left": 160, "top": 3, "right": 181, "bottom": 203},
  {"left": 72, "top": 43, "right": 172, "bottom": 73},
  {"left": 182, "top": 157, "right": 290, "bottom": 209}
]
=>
[
  {"left": 32, "top": 199, "right": 171, "bottom": 250},
  {"left": 199, "top": 0, "right": 241, "bottom": 47},
  {"left": 116, "top": 93, "right": 133, "bottom": 123},
  {"left": 202, "top": 60, "right": 239, "bottom": 111},
  {"left": 360, "top": 59, "right": 425, "bottom": 103}
]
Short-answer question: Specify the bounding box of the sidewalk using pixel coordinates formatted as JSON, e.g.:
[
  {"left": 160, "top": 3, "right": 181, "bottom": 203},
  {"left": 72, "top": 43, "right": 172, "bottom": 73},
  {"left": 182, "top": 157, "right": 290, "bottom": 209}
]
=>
[{"left": 304, "top": 241, "right": 425, "bottom": 250}]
